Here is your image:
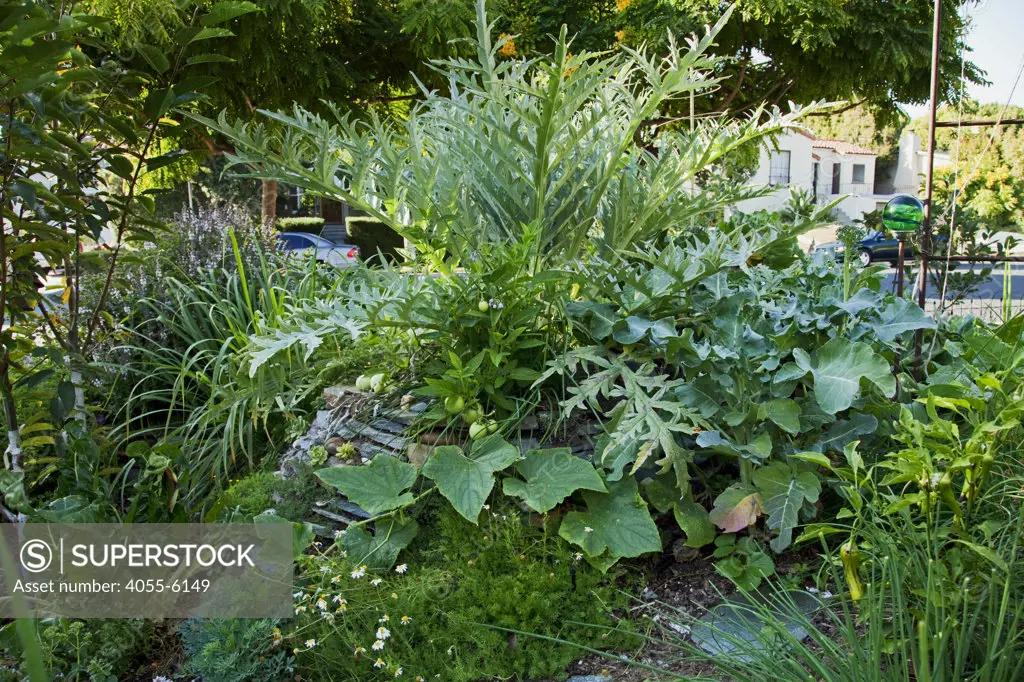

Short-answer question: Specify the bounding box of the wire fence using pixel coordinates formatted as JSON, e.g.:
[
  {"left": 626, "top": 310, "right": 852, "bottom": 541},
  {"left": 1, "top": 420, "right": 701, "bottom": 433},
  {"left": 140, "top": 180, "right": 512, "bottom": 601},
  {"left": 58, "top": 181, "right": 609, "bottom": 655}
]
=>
[{"left": 924, "top": 296, "right": 1024, "bottom": 323}]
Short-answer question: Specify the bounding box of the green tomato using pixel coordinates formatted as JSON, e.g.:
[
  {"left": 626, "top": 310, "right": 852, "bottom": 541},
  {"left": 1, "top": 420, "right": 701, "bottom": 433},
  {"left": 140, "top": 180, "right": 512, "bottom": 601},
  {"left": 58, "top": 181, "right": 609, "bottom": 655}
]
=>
[
  {"left": 370, "top": 373, "right": 386, "bottom": 392},
  {"left": 355, "top": 375, "right": 372, "bottom": 391},
  {"left": 444, "top": 396, "right": 465, "bottom": 415},
  {"left": 478, "top": 299, "right": 490, "bottom": 313},
  {"left": 468, "top": 422, "right": 487, "bottom": 439},
  {"left": 486, "top": 421, "right": 499, "bottom": 434},
  {"left": 462, "top": 408, "right": 481, "bottom": 425}
]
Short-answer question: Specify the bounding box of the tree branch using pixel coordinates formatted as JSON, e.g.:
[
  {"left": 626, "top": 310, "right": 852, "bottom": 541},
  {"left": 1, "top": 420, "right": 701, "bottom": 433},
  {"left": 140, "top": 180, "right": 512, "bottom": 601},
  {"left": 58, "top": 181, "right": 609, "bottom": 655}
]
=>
[{"left": 806, "top": 99, "right": 867, "bottom": 117}]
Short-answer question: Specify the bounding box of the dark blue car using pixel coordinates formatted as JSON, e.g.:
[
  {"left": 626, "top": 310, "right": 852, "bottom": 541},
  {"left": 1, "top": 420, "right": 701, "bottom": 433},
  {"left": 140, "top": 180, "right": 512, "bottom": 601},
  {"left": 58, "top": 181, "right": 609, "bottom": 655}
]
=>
[{"left": 813, "top": 230, "right": 931, "bottom": 267}]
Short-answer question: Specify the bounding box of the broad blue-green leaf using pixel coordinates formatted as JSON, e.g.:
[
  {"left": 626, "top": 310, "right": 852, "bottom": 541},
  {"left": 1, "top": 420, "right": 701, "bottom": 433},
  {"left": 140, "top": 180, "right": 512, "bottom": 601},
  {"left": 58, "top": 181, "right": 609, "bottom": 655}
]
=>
[
  {"left": 675, "top": 376, "right": 721, "bottom": 418},
  {"left": 875, "top": 298, "right": 936, "bottom": 343},
  {"left": 315, "top": 455, "right": 418, "bottom": 516},
  {"left": 567, "top": 301, "right": 616, "bottom": 340},
  {"left": 753, "top": 462, "right": 821, "bottom": 552},
  {"left": 254, "top": 512, "right": 314, "bottom": 561},
  {"left": 0, "top": 471, "right": 30, "bottom": 513},
  {"left": 558, "top": 478, "right": 661, "bottom": 561},
  {"left": 762, "top": 398, "right": 801, "bottom": 435},
  {"left": 709, "top": 484, "right": 762, "bottom": 533},
  {"left": 341, "top": 517, "right": 419, "bottom": 572},
  {"left": 612, "top": 315, "right": 655, "bottom": 344},
  {"left": 696, "top": 430, "right": 771, "bottom": 460},
  {"left": 503, "top": 448, "right": 606, "bottom": 513},
  {"left": 673, "top": 501, "right": 715, "bottom": 548},
  {"left": 794, "top": 338, "right": 895, "bottom": 414},
  {"left": 819, "top": 413, "right": 877, "bottom": 453}
]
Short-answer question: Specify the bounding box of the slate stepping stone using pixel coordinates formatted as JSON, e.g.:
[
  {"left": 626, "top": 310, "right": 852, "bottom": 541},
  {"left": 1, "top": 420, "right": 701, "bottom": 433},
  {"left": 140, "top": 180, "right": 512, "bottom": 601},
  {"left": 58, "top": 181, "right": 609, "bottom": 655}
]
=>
[{"left": 687, "top": 590, "right": 822, "bottom": 662}]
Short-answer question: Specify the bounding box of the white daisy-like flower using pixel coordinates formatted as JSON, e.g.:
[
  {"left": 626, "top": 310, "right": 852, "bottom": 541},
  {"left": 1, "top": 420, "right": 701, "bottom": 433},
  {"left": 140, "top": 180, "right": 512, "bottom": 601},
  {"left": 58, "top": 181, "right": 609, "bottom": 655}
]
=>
[
  {"left": 374, "top": 658, "right": 386, "bottom": 668},
  {"left": 331, "top": 575, "right": 342, "bottom": 584},
  {"left": 573, "top": 552, "right": 584, "bottom": 562},
  {"left": 584, "top": 526, "right": 594, "bottom": 533},
  {"left": 354, "top": 646, "right": 366, "bottom": 656},
  {"left": 316, "top": 598, "right": 327, "bottom": 610},
  {"left": 305, "top": 639, "right": 317, "bottom": 648},
  {"left": 482, "top": 504, "right": 490, "bottom": 510},
  {"left": 371, "top": 578, "right": 383, "bottom": 586},
  {"left": 416, "top": 677, "right": 425, "bottom": 682},
  {"left": 333, "top": 594, "right": 345, "bottom": 604},
  {"left": 377, "top": 626, "right": 391, "bottom": 639},
  {"left": 372, "top": 639, "right": 385, "bottom": 651},
  {"left": 334, "top": 529, "right": 346, "bottom": 538},
  {"left": 319, "top": 562, "right": 328, "bottom": 571},
  {"left": 323, "top": 612, "right": 335, "bottom": 621},
  {"left": 395, "top": 564, "right": 408, "bottom": 574},
  {"left": 379, "top": 614, "right": 390, "bottom": 623},
  {"left": 391, "top": 592, "right": 398, "bottom": 599},
  {"left": 400, "top": 615, "right": 412, "bottom": 625},
  {"left": 292, "top": 591, "right": 303, "bottom": 599},
  {"left": 394, "top": 668, "right": 403, "bottom": 677},
  {"left": 351, "top": 565, "right": 366, "bottom": 579},
  {"left": 295, "top": 605, "right": 306, "bottom": 614}
]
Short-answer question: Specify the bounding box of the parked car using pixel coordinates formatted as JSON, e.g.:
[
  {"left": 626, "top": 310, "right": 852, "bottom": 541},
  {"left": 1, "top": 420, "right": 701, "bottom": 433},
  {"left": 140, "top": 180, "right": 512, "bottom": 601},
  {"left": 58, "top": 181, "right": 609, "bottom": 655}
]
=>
[
  {"left": 276, "top": 232, "right": 360, "bottom": 267},
  {"left": 812, "top": 230, "right": 939, "bottom": 267}
]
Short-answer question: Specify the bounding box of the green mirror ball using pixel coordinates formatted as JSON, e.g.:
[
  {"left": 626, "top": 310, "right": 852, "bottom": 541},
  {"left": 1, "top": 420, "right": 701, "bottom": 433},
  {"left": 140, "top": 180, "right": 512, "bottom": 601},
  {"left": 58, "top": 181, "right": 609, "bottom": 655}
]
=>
[{"left": 882, "top": 195, "right": 925, "bottom": 233}]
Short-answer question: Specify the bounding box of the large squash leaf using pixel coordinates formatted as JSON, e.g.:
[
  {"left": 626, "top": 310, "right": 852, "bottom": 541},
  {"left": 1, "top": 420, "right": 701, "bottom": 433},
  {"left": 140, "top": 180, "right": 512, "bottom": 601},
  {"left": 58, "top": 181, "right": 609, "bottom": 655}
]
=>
[
  {"left": 874, "top": 298, "right": 936, "bottom": 343},
  {"left": 502, "top": 447, "right": 606, "bottom": 513},
  {"left": 753, "top": 461, "right": 821, "bottom": 552},
  {"left": 315, "top": 455, "right": 418, "bottom": 516},
  {"left": 558, "top": 478, "right": 661, "bottom": 561},
  {"left": 709, "top": 484, "right": 762, "bottom": 533},
  {"left": 341, "top": 517, "right": 419, "bottom": 572},
  {"left": 422, "top": 438, "right": 520, "bottom": 524}
]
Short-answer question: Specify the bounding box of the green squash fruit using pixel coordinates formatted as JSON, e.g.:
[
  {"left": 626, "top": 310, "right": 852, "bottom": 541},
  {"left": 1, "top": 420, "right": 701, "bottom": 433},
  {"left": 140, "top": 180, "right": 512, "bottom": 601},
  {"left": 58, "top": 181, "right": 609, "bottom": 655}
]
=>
[
  {"left": 355, "top": 375, "right": 372, "bottom": 391},
  {"left": 478, "top": 299, "right": 490, "bottom": 312}
]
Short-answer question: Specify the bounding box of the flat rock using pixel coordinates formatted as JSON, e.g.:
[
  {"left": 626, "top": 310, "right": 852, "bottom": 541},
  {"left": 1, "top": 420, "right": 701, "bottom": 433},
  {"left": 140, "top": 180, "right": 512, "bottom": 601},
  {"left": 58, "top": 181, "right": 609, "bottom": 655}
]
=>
[{"left": 688, "top": 590, "right": 821, "bottom": 661}]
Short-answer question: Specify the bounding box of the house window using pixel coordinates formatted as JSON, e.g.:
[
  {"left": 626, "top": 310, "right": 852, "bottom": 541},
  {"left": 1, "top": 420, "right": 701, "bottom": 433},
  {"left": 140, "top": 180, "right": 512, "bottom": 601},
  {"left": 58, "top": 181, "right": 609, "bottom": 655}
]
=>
[
  {"left": 768, "top": 150, "right": 791, "bottom": 186},
  {"left": 852, "top": 164, "right": 866, "bottom": 184}
]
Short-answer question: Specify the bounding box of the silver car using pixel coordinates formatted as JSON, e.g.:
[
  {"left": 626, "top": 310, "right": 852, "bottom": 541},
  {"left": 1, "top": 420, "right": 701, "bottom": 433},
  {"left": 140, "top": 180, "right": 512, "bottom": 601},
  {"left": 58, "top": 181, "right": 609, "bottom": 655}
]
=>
[{"left": 276, "top": 232, "right": 360, "bottom": 267}]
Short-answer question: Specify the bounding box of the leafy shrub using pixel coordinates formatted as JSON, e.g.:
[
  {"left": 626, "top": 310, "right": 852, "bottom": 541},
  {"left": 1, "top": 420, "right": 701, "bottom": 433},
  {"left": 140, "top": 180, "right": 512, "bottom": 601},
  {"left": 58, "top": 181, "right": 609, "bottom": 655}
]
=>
[
  {"left": 277, "top": 216, "right": 325, "bottom": 232},
  {"left": 178, "top": 618, "right": 294, "bottom": 682},
  {"left": 218, "top": 465, "right": 322, "bottom": 523},
  {"left": 288, "top": 495, "right": 633, "bottom": 681},
  {"left": 345, "top": 217, "right": 403, "bottom": 263}
]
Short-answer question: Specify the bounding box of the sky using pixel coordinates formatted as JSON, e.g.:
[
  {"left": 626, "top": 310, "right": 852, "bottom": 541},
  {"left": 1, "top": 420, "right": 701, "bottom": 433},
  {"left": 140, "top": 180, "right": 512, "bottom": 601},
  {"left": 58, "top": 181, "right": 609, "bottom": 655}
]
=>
[{"left": 903, "top": 0, "right": 1024, "bottom": 119}]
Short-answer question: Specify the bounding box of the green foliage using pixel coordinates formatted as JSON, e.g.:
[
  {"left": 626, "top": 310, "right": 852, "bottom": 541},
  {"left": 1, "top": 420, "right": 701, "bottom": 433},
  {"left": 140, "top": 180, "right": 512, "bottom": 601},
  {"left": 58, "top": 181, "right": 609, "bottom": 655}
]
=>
[
  {"left": 277, "top": 216, "right": 325, "bottom": 232},
  {"left": 317, "top": 455, "right": 419, "bottom": 517},
  {"left": 710, "top": 534, "right": 775, "bottom": 591},
  {"left": 288, "top": 496, "right": 634, "bottom": 681},
  {"left": 178, "top": 618, "right": 294, "bottom": 682}
]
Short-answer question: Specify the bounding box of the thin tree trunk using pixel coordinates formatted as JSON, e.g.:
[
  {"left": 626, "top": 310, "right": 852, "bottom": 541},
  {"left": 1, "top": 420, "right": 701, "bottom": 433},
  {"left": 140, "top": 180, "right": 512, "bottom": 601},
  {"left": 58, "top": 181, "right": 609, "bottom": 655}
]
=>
[
  {"left": 261, "top": 179, "right": 278, "bottom": 230},
  {"left": 1, "top": 373, "right": 22, "bottom": 472}
]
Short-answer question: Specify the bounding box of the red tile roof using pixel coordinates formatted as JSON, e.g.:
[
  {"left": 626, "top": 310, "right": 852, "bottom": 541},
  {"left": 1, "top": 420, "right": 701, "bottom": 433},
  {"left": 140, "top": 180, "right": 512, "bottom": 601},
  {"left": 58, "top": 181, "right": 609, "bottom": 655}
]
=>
[{"left": 811, "top": 139, "right": 875, "bottom": 155}]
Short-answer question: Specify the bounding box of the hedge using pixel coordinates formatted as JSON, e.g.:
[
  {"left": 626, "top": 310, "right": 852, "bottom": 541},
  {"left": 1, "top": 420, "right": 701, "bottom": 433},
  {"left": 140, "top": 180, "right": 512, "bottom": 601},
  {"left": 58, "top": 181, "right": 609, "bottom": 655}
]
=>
[
  {"left": 276, "top": 216, "right": 325, "bottom": 233},
  {"left": 346, "top": 217, "right": 404, "bottom": 264}
]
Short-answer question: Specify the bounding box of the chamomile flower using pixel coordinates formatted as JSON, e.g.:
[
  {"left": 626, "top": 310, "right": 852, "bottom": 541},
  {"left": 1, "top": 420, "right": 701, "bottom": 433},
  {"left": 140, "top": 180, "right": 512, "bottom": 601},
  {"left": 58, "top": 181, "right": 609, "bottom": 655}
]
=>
[
  {"left": 352, "top": 565, "right": 367, "bottom": 579},
  {"left": 584, "top": 526, "right": 594, "bottom": 533},
  {"left": 371, "top": 578, "right": 383, "bottom": 586},
  {"left": 305, "top": 639, "right": 317, "bottom": 648},
  {"left": 573, "top": 552, "right": 584, "bottom": 562},
  {"left": 333, "top": 594, "right": 345, "bottom": 604},
  {"left": 372, "top": 639, "right": 385, "bottom": 651},
  {"left": 400, "top": 615, "right": 412, "bottom": 625},
  {"left": 374, "top": 658, "right": 386, "bottom": 669},
  {"left": 334, "top": 529, "right": 346, "bottom": 539},
  {"left": 482, "top": 504, "right": 490, "bottom": 510},
  {"left": 391, "top": 592, "right": 398, "bottom": 599},
  {"left": 323, "top": 612, "right": 335, "bottom": 622},
  {"left": 270, "top": 628, "right": 283, "bottom": 647},
  {"left": 316, "top": 598, "right": 327, "bottom": 610},
  {"left": 416, "top": 677, "right": 425, "bottom": 682},
  {"left": 331, "top": 575, "right": 342, "bottom": 584},
  {"left": 395, "top": 564, "right": 408, "bottom": 574},
  {"left": 377, "top": 626, "right": 391, "bottom": 639},
  {"left": 394, "top": 668, "right": 403, "bottom": 677},
  {"left": 292, "top": 591, "right": 303, "bottom": 599},
  {"left": 354, "top": 646, "right": 366, "bottom": 656},
  {"left": 379, "top": 614, "right": 390, "bottom": 623},
  {"left": 295, "top": 605, "right": 306, "bottom": 614}
]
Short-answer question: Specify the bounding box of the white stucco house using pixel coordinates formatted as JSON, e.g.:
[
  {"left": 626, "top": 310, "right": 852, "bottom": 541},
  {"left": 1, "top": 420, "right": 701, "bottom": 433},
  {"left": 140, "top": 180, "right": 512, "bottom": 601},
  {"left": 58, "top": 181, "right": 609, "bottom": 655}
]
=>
[{"left": 735, "top": 130, "right": 950, "bottom": 224}]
